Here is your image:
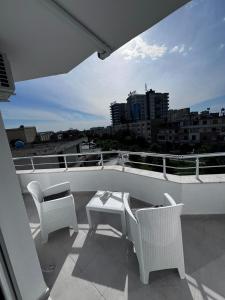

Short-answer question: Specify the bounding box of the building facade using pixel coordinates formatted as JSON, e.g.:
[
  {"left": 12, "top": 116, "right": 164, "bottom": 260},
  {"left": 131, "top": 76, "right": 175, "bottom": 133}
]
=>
[
  {"left": 6, "top": 126, "right": 37, "bottom": 144},
  {"left": 167, "top": 108, "right": 190, "bottom": 122},
  {"left": 110, "top": 89, "right": 169, "bottom": 142},
  {"left": 157, "top": 110, "right": 225, "bottom": 145},
  {"left": 110, "top": 102, "right": 127, "bottom": 126},
  {"left": 145, "top": 89, "right": 169, "bottom": 120},
  {"left": 126, "top": 93, "right": 146, "bottom": 122},
  {"left": 38, "top": 131, "right": 54, "bottom": 142}
]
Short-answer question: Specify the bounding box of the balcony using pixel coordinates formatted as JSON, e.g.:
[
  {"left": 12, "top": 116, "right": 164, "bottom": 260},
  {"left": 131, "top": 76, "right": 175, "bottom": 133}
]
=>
[
  {"left": 23, "top": 191, "right": 225, "bottom": 300},
  {"left": 22, "top": 189, "right": 225, "bottom": 300},
  {"left": 15, "top": 151, "right": 225, "bottom": 299}
]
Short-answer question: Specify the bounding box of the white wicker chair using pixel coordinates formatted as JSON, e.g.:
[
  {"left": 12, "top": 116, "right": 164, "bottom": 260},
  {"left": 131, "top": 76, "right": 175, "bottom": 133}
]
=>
[
  {"left": 124, "top": 193, "right": 185, "bottom": 284},
  {"left": 27, "top": 181, "right": 78, "bottom": 243}
]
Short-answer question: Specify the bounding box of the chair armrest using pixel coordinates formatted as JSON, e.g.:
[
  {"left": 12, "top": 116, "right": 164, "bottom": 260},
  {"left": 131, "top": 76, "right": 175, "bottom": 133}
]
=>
[
  {"left": 124, "top": 196, "right": 137, "bottom": 223},
  {"left": 164, "top": 193, "right": 177, "bottom": 206},
  {"left": 43, "top": 182, "right": 71, "bottom": 197}
]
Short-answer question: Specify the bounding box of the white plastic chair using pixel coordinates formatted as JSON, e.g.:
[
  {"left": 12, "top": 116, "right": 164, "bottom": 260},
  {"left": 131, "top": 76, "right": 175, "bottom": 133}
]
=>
[
  {"left": 124, "top": 193, "right": 185, "bottom": 284},
  {"left": 27, "top": 181, "right": 78, "bottom": 243}
]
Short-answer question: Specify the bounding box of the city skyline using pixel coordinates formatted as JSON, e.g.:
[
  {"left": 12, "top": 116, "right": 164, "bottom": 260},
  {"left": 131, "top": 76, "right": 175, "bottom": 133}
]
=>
[{"left": 1, "top": 0, "right": 225, "bottom": 131}]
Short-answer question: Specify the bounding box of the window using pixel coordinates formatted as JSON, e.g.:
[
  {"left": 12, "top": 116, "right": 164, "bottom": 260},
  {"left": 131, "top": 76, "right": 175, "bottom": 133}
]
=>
[
  {"left": 192, "top": 135, "right": 196, "bottom": 141},
  {"left": 202, "top": 120, "right": 207, "bottom": 125},
  {"left": 193, "top": 120, "right": 199, "bottom": 125},
  {"left": 158, "top": 135, "right": 165, "bottom": 140}
]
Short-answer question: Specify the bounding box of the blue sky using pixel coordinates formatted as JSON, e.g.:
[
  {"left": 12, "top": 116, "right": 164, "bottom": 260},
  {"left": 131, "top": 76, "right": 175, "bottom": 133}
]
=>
[{"left": 1, "top": 0, "right": 225, "bottom": 131}]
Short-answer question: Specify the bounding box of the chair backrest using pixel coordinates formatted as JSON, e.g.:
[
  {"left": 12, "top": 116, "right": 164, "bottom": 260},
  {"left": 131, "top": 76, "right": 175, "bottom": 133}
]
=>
[
  {"left": 136, "top": 203, "right": 183, "bottom": 248},
  {"left": 27, "top": 181, "right": 44, "bottom": 218}
]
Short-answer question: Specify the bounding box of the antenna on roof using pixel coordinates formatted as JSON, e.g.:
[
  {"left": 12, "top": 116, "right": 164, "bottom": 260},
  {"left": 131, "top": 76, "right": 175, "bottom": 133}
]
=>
[{"left": 145, "top": 83, "right": 148, "bottom": 92}]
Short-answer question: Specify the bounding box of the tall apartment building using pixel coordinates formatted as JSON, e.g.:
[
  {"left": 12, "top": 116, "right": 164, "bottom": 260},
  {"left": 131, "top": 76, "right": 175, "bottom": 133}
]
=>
[
  {"left": 110, "top": 102, "right": 127, "bottom": 126},
  {"left": 126, "top": 93, "right": 146, "bottom": 122},
  {"left": 110, "top": 89, "right": 169, "bottom": 142},
  {"left": 126, "top": 89, "right": 169, "bottom": 122},
  {"left": 145, "top": 89, "right": 169, "bottom": 120}
]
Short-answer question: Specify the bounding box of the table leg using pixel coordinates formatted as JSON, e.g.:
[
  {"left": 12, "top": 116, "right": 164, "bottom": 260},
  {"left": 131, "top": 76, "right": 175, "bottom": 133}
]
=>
[
  {"left": 121, "top": 211, "right": 126, "bottom": 235},
  {"left": 86, "top": 208, "right": 93, "bottom": 229}
]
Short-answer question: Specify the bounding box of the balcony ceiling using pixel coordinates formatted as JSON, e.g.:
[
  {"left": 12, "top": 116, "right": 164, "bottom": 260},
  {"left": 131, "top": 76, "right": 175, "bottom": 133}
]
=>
[{"left": 0, "top": 0, "right": 189, "bottom": 82}]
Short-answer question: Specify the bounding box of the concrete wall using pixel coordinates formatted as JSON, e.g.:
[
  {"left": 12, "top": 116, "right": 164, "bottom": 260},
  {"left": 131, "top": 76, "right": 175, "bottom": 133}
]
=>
[
  {"left": 0, "top": 113, "right": 48, "bottom": 300},
  {"left": 17, "top": 166, "right": 225, "bottom": 215}
]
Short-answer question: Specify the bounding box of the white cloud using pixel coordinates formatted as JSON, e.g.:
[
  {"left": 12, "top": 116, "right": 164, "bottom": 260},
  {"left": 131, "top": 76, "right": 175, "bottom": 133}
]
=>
[
  {"left": 219, "top": 43, "right": 225, "bottom": 50},
  {"left": 2, "top": 106, "right": 108, "bottom": 131},
  {"left": 170, "top": 45, "right": 179, "bottom": 53},
  {"left": 120, "top": 36, "right": 167, "bottom": 60},
  {"left": 2, "top": 106, "right": 64, "bottom": 122},
  {"left": 223, "top": 17, "right": 225, "bottom": 22},
  {"left": 170, "top": 44, "right": 192, "bottom": 56}
]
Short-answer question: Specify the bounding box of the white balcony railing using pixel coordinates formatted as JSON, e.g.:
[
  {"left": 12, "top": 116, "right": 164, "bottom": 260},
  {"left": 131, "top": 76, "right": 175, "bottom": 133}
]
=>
[{"left": 12, "top": 151, "right": 225, "bottom": 179}]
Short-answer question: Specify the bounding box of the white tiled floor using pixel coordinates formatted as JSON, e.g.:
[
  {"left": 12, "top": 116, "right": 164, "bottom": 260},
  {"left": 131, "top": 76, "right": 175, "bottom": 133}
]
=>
[{"left": 23, "top": 192, "right": 225, "bottom": 300}]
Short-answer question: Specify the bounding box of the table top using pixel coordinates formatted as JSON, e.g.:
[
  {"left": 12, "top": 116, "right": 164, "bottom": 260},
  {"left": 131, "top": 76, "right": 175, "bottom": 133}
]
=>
[{"left": 86, "top": 191, "right": 129, "bottom": 212}]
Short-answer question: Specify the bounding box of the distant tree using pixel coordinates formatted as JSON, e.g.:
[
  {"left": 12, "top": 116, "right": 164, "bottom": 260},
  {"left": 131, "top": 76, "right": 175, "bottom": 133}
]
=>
[
  {"left": 197, "top": 144, "right": 211, "bottom": 154},
  {"left": 50, "top": 133, "right": 58, "bottom": 142},
  {"left": 149, "top": 143, "right": 162, "bottom": 153},
  {"left": 179, "top": 143, "right": 192, "bottom": 154}
]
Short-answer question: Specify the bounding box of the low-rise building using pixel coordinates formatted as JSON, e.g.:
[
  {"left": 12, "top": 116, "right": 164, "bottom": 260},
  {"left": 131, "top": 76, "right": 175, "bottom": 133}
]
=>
[
  {"left": 38, "top": 131, "right": 54, "bottom": 142},
  {"left": 6, "top": 126, "right": 37, "bottom": 144},
  {"left": 167, "top": 108, "right": 190, "bottom": 122},
  {"left": 157, "top": 111, "right": 225, "bottom": 145}
]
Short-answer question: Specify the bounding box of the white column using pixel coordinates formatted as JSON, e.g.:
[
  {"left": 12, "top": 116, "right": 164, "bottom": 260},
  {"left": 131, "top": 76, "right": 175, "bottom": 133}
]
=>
[{"left": 0, "top": 112, "right": 49, "bottom": 300}]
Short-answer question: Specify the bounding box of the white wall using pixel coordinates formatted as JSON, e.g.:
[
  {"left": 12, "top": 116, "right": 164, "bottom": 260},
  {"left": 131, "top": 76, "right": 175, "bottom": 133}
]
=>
[
  {"left": 17, "top": 166, "right": 225, "bottom": 215},
  {"left": 0, "top": 113, "right": 48, "bottom": 300}
]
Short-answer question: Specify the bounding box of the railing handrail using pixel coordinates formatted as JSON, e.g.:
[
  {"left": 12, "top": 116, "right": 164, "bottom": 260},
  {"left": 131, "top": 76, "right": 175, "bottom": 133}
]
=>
[
  {"left": 12, "top": 151, "right": 225, "bottom": 161},
  {"left": 12, "top": 150, "right": 225, "bottom": 179},
  {"left": 12, "top": 150, "right": 120, "bottom": 160}
]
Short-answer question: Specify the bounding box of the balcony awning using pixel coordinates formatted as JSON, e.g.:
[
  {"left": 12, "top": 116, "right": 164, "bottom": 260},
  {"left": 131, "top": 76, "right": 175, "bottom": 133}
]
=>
[{"left": 0, "top": 0, "right": 189, "bottom": 82}]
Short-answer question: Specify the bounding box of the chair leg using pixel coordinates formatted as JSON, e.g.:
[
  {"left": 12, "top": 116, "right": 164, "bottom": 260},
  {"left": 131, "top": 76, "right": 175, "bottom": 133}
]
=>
[
  {"left": 41, "top": 231, "right": 48, "bottom": 244},
  {"left": 178, "top": 265, "right": 185, "bottom": 279},
  {"left": 140, "top": 266, "right": 149, "bottom": 284},
  {"left": 72, "top": 222, "right": 78, "bottom": 232},
  {"left": 72, "top": 213, "right": 79, "bottom": 232}
]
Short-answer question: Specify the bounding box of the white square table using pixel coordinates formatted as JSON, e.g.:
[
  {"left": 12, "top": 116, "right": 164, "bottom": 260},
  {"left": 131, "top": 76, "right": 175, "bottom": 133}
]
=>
[{"left": 86, "top": 191, "right": 129, "bottom": 235}]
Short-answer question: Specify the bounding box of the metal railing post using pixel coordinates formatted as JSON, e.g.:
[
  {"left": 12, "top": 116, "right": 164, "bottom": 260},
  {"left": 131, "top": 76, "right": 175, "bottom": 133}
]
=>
[
  {"left": 163, "top": 157, "right": 167, "bottom": 178},
  {"left": 64, "top": 155, "right": 68, "bottom": 170},
  {"left": 196, "top": 157, "right": 199, "bottom": 180},
  {"left": 100, "top": 153, "right": 104, "bottom": 169},
  {"left": 30, "top": 157, "right": 35, "bottom": 171},
  {"left": 122, "top": 154, "right": 125, "bottom": 171}
]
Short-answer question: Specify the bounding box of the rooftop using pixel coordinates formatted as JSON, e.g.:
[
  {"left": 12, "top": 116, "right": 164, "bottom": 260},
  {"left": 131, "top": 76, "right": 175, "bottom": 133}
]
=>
[{"left": 24, "top": 191, "right": 225, "bottom": 300}]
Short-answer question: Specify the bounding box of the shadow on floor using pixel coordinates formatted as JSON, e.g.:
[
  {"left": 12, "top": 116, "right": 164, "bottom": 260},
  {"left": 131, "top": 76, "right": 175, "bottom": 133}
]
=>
[
  {"left": 34, "top": 229, "right": 78, "bottom": 288},
  {"left": 23, "top": 192, "right": 225, "bottom": 300}
]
